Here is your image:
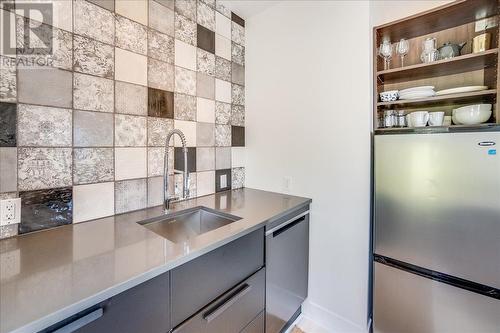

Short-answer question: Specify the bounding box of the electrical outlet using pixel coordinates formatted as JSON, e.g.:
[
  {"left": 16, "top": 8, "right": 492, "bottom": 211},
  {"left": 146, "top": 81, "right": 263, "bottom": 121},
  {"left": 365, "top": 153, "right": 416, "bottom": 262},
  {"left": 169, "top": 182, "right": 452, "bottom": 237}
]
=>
[{"left": 0, "top": 198, "right": 21, "bottom": 226}]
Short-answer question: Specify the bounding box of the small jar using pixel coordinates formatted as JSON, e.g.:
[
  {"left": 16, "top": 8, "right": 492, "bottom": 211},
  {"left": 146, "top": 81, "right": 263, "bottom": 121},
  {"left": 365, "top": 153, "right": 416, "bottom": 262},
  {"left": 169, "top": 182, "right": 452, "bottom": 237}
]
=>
[
  {"left": 396, "top": 110, "right": 407, "bottom": 127},
  {"left": 384, "top": 110, "right": 396, "bottom": 128}
]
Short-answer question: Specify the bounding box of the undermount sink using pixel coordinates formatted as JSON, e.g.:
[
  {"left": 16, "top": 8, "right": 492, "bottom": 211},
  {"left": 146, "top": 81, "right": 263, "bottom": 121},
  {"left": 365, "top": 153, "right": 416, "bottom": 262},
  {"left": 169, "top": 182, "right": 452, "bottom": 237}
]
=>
[{"left": 138, "top": 207, "right": 242, "bottom": 243}]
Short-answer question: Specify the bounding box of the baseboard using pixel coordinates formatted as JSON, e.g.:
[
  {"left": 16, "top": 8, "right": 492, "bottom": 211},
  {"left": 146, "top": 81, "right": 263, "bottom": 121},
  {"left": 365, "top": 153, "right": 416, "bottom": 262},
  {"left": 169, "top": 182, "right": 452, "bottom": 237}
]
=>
[{"left": 301, "top": 300, "right": 368, "bottom": 333}]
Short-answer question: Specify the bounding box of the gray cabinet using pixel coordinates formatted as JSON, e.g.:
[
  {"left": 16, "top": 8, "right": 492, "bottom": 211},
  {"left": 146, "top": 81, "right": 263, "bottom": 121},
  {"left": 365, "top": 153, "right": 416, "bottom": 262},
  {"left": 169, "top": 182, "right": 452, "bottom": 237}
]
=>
[{"left": 241, "top": 311, "right": 265, "bottom": 333}]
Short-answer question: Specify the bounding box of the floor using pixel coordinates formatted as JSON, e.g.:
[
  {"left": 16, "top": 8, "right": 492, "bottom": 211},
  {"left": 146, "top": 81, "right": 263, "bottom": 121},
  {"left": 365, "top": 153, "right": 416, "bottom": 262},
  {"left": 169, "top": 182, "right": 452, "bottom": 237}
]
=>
[{"left": 286, "top": 315, "right": 330, "bottom": 333}]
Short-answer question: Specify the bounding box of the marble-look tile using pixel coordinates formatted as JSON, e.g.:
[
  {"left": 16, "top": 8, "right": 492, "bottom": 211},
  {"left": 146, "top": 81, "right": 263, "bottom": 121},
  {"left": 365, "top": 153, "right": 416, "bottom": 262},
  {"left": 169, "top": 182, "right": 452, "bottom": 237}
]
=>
[
  {"left": 148, "top": 147, "right": 173, "bottom": 176},
  {"left": 174, "top": 120, "right": 197, "bottom": 147},
  {"left": 73, "top": 182, "right": 114, "bottom": 223},
  {"left": 232, "top": 167, "right": 244, "bottom": 189},
  {"left": 197, "top": 73, "right": 215, "bottom": 99},
  {"left": 115, "top": 115, "right": 147, "bottom": 147},
  {"left": 116, "top": 15, "right": 148, "bottom": 55},
  {"left": 197, "top": 24, "right": 215, "bottom": 54},
  {"left": 174, "top": 147, "right": 196, "bottom": 172},
  {"left": 154, "top": 0, "right": 175, "bottom": 9},
  {"left": 197, "top": 1, "right": 215, "bottom": 31},
  {"left": 74, "top": 110, "right": 113, "bottom": 147},
  {"left": 74, "top": 0, "right": 114, "bottom": 44},
  {"left": 215, "top": 147, "right": 230, "bottom": 169},
  {"left": 215, "top": 101, "right": 230, "bottom": 125},
  {"left": 215, "top": 34, "right": 231, "bottom": 61},
  {"left": 115, "top": 179, "right": 147, "bottom": 214},
  {"left": 197, "top": 48, "right": 215, "bottom": 76},
  {"left": 231, "top": 12, "right": 245, "bottom": 27},
  {"left": 175, "top": 14, "right": 196, "bottom": 46},
  {"left": 0, "top": 147, "right": 17, "bottom": 192},
  {"left": 148, "top": 29, "right": 174, "bottom": 63},
  {"left": 197, "top": 122, "right": 215, "bottom": 146},
  {"left": 175, "top": 39, "right": 197, "bottom": 70},
  {"left": 148, "top": 117, "right": 174, "bottom": 146},
  {"left": 232, "top": 83, "right": 245, "bottom": 106},
  {"left": 232, "top": 42, "right": 245, "bottom": 66},
  {"left": 0, "top": 224, "right": 18, "bottom": 239},
  {"left": 196, "top": 147, "right": 215, "bottom": 171},
  {"left": 231, "top": 105, "right": 245, "bottom": 126},
  {"left": 148, "top": 59, "right": 174, "bottom": 91},
  {"left": 116, "top": 81, "right": 148, "bottom": 115},
  {"left": 115, "top": 148, "right": 147, "bottom": 180},
  {"left": 18, "top": 67, "right": 72, "bottom": 108},
  {"left": 18, "top": 104, "right": 72, "bottom": 146},
  {"left": 74, "top": 73, "right": 114, "bottom": 113},
  {"left": 73, "top": 148, "right": 114, "bottom": 185},
  {"left": 215, "top": 56, "right": 231, "bottom": 81},
  {"left": 216, "top": 11, "right": 231, "bottom": 39},
  {"left": 215, "top": 169, "right": 231, "bottom": 192},
  {"left": 87, "top": 0, "right": 115, "bottom": 11},
  {"left": 175, "top": 0, "right": 196, "bottom": 21},
  {"left": 175, "top": 66, "right": 197, "bottom": 95},
  {"left": 197, "top": 97, "right": 215, "bottom": 123},
  {"left": 14, "top": 0, "right": 73, "bottom": 32},
  {"left": 19, "top": 187, "right": 72, "bottom": 234},
  {"left": 0, "top": 102, "right": 16, "bottom": 146},
  {"left": 18, "top": 148, "right": 72, "bottom": 191},
  {"left": 231, "top": 147, "right": 246, "bottom": 168},
  {"left": 216, "top": 1, "right": 231, "bottom": 18},
  {"left": 174, "top": 93, "right": 196, "bottom": 121},
  {"left": 149, "top": 88, "right": 174, "bottom": 119},
  {"left": 197, "top": 170, "right": 215, "bottom": 196},
  {"left": 115, "top": 48, "right": 148, "bottom": 86},
  {"left": 215, "top": 124, "right": 231, "bottom": 147},
  {"left": 147, "top": 176, "right": 164, "bottom": 207},
  {"left": 201, "top": 0, "right": 215, "bottom": 9},
  {"left": 215, "top": 79, "right": 231, "bottom": 103},
  {"left": 0, "top": 56, "right": 16, "bottom": 102},
  {"left": 231, "top": 21, "right": 245, "bottom": 46},
  {"left": 175, "top": 172, "right": 197, "bottom": 198},
  {"left": 149, "top": 0, "right": 174, "bottom": 36},
  {"left": 232, "top": 62, "right": 244, "bottom": 85},
  {"left": 115, "top": 0, "right": 148, "bottom": 25},
  {"left": 73, "top": 35, "right": 114, "bottom": 78},
  {"left": 231, "top": 126, "right": 245, "bottom": 147}
]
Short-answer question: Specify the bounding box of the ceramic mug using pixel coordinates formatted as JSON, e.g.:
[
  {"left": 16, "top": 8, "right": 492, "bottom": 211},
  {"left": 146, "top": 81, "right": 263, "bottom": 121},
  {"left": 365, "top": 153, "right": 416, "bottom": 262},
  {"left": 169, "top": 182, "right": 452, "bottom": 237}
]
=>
[
  {"left": 428, "top": 112, "right": 445, "bottom": 126},
  {"left": 408, "top": 111, "right": 429, "bottom": 127}
]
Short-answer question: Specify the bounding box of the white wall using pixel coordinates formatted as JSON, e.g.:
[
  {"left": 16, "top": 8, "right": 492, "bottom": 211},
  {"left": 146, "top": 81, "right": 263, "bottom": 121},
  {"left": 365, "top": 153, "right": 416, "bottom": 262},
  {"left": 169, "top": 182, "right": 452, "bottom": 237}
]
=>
[{"left": 370, "top": 0, "right": 454, "bottom": 27}]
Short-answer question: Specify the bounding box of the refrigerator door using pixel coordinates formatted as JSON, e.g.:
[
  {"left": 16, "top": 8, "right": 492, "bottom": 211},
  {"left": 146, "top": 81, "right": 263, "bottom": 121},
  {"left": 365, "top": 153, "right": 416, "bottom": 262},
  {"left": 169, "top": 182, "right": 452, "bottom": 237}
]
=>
[
  {"left": 374, "top": 132, "right": 500, "bottom": 289},
  {"left": 374, "top": 262, "right": 500, "bottom": 333}
]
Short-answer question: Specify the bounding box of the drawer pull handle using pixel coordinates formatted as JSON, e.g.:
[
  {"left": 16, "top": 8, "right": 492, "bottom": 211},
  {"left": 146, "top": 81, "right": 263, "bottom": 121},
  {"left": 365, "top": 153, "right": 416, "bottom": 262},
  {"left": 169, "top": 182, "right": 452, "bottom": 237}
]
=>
[
  {"left": 265, "top": 211, "right": 309, "bottom": 237},
  {"left": 203, "top": 284, "right": 252, "bottom": 323},
  {"left": 53, "top": 308, "right": 103, "bottom": 333}
]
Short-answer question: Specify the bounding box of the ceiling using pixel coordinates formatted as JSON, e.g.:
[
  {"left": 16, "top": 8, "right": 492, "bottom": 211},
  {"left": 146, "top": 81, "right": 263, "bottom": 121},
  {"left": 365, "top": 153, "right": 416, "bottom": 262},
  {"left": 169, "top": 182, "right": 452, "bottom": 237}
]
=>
[{"left": 219, "top": 1, "right": 281, "bottom": 19}]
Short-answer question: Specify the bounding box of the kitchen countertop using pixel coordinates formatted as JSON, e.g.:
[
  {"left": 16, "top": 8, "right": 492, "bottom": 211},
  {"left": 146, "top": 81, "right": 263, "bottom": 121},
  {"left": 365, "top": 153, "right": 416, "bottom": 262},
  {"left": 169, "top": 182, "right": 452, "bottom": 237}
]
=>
[{"left": 0, "top": 188, "right": 311, "bottom": 333}]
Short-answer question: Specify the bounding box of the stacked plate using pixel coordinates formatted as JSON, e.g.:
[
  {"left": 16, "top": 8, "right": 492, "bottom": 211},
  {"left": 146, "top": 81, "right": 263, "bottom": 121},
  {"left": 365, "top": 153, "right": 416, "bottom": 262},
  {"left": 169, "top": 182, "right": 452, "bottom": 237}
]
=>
[{"left": 399, "top": 86, "right": 435, "bottom": 100}]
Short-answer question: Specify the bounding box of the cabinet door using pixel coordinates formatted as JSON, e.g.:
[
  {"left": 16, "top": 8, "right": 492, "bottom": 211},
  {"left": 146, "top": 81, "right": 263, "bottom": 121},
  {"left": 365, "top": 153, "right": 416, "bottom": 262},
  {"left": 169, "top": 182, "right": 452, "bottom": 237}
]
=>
[{"left": 240, "top": 311, "right": 264, "bottom": 333}]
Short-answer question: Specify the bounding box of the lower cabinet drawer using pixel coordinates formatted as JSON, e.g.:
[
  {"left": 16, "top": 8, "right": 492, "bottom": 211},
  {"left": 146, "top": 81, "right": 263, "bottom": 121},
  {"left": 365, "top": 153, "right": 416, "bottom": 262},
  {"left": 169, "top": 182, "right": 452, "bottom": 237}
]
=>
[
  {"left": 241, "top": 311, "right": 265, "bottom": 333},
  {"left": 173, "top": 268, "right": 265, "bottom": 333}
]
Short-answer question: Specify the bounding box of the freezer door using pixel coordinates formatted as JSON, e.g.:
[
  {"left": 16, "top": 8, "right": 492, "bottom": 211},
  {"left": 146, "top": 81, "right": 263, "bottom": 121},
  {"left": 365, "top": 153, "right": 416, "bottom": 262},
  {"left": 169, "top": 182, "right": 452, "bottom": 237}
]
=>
[
  {"left": 374, "top": 262, "right": 500, "bottom": 333},
  {"left": 374, "top": 132, "right": 500, "bottom": 289}
]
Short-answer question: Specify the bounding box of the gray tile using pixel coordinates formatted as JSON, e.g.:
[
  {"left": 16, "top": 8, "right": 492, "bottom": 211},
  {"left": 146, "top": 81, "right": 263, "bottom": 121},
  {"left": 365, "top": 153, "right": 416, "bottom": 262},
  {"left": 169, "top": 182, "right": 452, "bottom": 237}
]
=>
[
  {"left": 175, "top": 13, "right": 196, "bottom": 46},
  {"left": 197, "top": 48, "right": 215, "bottom": 76},
  {"left": 115, "top": 115, "right": 147, "bottom": 146},
  {"left": 147, "top": 176, "right": 164, "bottom": 207},
  {"left": 18, "top": 104, "right": 72, "bottom": 146},
  {"left": 215, "top": 147, "right": 230, "bottom": 169},
  {"left": 197, "top": 0, "right": 215, "bottom": 31},
  {"left": 232, "top": 83, "right": 244, "bottom": 106},
  {"left": 231, "top": 21, "right": 245, "bottom": 45},
  {"left": 116, "top": 15, "right": 148, "bottom": 55},
  {"left": 115, "top": 81, "right": 148, "bottom": 115},
  {"left": 74, "top": 110, "right": 113, "bottom": 147},
  {"left": 175, "top": 172, "right": 197, "bottom": 198},
  {"left": 215, "top": 168, "right": 231, "bottom": 192},
  {"left": 154, "top": 0, "right": 174, "bottom": 10},
  {"left": 174, "top": 93, "right": 197, "bottom": 121},
  {"left": 74, "top": 0, "right": 114, "bottom": 44},
  {"left": 148, "top": 117, "right": 174, "bottom": 146},
  {"left": 18, "top": 148, "right": 72, "bottom": 191},
  {"left": 196, "top": 147, "right": 215, "bottom": 171},
  {"left": 231, "top": 105, "right": 244, "bottom": 126},
  {"left": 231, "top": 125, "right": 245, "bottom": 147},
  {"left": 231, "top": 42, "right": 245, "bottom": 66},
  {"left": 215, "top": 124, "right": 231, "bottom": 146},
  {"left": 0, "top": 56, "right": 16, "bottom": 102},
  {"left": 148, "top": 29, "right": 174, "bottom": 63},
  {"left": 87, "top": 0, "right": 115, "bottom": 11},
  {"left": 215, "top": 101, "right": 230, "bottom": 125},
  {"left": 0, "top": 224, "right": 18, "bottom": 239},
  {"left": 175, "top": 0, "right": 196, "bottom": 21},
  {"left": 74, "top": 73, "right": 114, "bottom": 113},
  {"left": 149, "top": 0, "right": 174, "bottom": 36},
  {"left": 175, "top": 66, "right": 197, "bottom": 95},
  {"left": 18, "top": 67, "right": 72, "bottom": 108},
  {"left": 0, "top": 102, "right": 16, "bottom": 146},
  {"left": 196, "top": 72, "right": 214, "bottom": 99},
  {"left": 148, "top": 147, "right": 173, "bottom": 176},
  {"left": 73, "top": 35, "right": 114, "bottom": 78},
  {"left": 148, "top": 59, "right": 174, "bottom": 91},
  {"left": 73, "top": 148, "right": 114, "bottom": 185},
  {"left": 232, "top": 167, "right": 244, "bottom": 189},
  {"left": 115, "top": 178, "right": 147, "bottom": 214},
  {"left": 196, "top": 122, "right": 215, "bottom": 146},
  {"left": 215, "top": 56, "right": 231, "bottom": 81},
  {"left": 174, "top": 147, "right": 196, "bottom": 172},
  {"left": 232, "top": 62, "right": 244, "bottom": 85},
  {"left": 0, "top": 147, "right": 17, "bottom": 192}
]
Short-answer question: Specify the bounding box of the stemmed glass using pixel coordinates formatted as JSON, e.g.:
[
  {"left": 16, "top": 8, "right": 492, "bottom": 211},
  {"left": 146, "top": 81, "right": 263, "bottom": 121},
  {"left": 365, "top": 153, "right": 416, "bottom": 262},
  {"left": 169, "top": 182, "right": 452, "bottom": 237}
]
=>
[
  {"left": 378, "top": 39, "right": 393, "bottom": 70},
  {"left": 396, "top": 38, "right": 410, "bottom": 67}
]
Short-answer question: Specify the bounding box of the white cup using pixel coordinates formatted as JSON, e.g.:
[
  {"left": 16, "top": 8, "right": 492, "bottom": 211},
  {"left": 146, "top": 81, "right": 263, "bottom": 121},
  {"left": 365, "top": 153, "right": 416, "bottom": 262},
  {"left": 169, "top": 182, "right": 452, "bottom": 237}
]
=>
[
  {"left": 443, "top": 115, "right": 452, "bottom": 126},
  {"left": 428, "top": 112, "right": 445, "bottom": 126},
  {"left": 408, "top": 111, "right": 429, "bottom": 127}
]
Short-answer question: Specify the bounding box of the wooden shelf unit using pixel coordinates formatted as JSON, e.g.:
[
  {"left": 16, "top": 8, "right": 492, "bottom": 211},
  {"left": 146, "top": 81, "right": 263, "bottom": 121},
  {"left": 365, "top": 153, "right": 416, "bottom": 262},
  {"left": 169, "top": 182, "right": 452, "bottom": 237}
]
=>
[{"left": 373, "top": 0, "right": 500, "bottom": 131}]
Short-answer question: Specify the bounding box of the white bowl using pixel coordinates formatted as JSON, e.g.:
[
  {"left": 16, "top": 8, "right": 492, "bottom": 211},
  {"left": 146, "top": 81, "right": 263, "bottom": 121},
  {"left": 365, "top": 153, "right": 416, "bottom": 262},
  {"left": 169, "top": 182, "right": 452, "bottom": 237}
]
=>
[
  {"left": 380, "top": 90, "right": 399, "bottom": 102},
  {"left": 452, "top": 104, "right": 492, "bottom": 125}
]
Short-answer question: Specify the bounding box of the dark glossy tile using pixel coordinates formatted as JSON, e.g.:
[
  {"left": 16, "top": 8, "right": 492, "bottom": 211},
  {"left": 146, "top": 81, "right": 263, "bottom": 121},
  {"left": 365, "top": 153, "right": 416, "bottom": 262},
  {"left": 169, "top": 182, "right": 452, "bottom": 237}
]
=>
[
  {"left": 197, "top": 24, "right": 215, "bottom": 54},
  {"left": 148, "top": 87, "right": 174, "bottom": 118},
  {"left": 231, "top": 12, "right": 245, "bottom": 27},
  {"left": 215, "top": 169, "right": 231, "bottom": 192},
  {"left": 19, "top": 187, "right": 73, "bottom": 234},
  {"left": 0, "top": 102, "right": 16, "bottom": 147},
  {"left": 231, "top": 126, "right": 245, "bottom": 147},
  {"left": 174, "top": 147, "right": 196, "bottom": 172}
]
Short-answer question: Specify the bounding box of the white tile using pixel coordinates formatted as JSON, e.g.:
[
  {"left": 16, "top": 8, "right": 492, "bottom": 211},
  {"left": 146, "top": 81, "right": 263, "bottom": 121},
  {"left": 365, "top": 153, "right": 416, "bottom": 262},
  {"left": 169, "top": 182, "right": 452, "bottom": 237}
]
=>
[
  {"left": 73, "top": 182, "right": 115, "bottom": 223},
  {"left": 147, "top": 176, "right": 164, "bottom": 207},
  {"left": 174, "top": 120, "right": 197, "bottom": 147},
  {"left": 215, "top": 12, "right": 231, "bottom": 39},
  {"left": 115, "top": 48, "right": 148, "bottom": 86},
  {"left": 215, "top": 79, "right": 231, "bottom": 103},
  {"left": 196, "top": 97, "right": 215, "bottom": 123},
  {"left": 174, "top": 39, "right": 197, "bottom": 71},
  {"left": 115, "top": 0, "right": 148, "bottom": 25},
  {"left": 231, "top": 147, "right": 246, "bottom": 168},
  {"left": 115, "top": 147, "right": 147, "bottom": 180},
  {"left": 197, "top": 171, "right": 215, "bottom": 196},
  {"left": 215, "top": 34, "right": 231, "bottom": 60}
]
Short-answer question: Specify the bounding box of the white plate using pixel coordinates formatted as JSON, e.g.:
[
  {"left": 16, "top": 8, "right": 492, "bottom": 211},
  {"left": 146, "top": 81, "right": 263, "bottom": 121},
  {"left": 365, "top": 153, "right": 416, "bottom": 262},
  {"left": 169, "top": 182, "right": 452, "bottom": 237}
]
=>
[
  {"left": 399, "top": 86, "right": 435, "bottom": 95},
  {"left": 399, "top": 91, "right": 436, "bottom": 100},
  {"left": 435, "top": 86, "right": 488, "bottom": 96}
]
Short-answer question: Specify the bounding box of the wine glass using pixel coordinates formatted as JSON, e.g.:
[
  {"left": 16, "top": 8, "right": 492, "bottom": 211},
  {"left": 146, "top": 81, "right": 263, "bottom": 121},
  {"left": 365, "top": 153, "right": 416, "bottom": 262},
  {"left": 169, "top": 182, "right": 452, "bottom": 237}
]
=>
[
  {"left": 378, "top": 39, "right": 393, "bottom": 70},
  {"left": 396, "top": 38, "right": 410, "bottom": 67}
]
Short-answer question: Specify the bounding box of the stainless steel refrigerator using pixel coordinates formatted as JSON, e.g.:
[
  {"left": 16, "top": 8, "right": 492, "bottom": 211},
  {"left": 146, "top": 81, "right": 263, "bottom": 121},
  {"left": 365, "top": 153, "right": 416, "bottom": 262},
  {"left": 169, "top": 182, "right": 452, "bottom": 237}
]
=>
[{"left": 373, "top": 131, "right": 500, "bottom": 333}]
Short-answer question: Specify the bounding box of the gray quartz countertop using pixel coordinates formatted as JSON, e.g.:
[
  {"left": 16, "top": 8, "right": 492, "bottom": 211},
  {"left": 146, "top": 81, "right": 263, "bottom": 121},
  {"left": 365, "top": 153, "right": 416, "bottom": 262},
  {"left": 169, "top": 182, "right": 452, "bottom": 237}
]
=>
[{"left": 0, "top": 188, "right": 311, "bottom": 333}]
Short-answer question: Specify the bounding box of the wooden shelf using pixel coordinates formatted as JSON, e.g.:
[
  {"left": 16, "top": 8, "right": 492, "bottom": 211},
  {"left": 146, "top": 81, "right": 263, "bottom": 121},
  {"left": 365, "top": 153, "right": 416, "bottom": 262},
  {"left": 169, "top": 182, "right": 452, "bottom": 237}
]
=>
[
  {"left": 377, "top": 89, "right": 497, "bottom": 108},
  {"left": 377, "top": 49, "right": 498, "bottom": 83}
]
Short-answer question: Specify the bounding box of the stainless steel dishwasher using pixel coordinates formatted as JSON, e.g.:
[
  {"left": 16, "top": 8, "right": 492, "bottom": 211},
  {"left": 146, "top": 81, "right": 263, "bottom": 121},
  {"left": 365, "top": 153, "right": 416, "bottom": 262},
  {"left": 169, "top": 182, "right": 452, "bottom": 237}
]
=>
[{"left": 265, "top": 206, "right": 310, "bottom": 333}]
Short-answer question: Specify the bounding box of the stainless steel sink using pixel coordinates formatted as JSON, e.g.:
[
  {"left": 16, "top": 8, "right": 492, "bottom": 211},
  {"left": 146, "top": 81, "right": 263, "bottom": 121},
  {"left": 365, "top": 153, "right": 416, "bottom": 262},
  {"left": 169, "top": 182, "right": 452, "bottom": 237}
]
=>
[{"left": 138, "top": 207, "right": 242, "bottom": 243}]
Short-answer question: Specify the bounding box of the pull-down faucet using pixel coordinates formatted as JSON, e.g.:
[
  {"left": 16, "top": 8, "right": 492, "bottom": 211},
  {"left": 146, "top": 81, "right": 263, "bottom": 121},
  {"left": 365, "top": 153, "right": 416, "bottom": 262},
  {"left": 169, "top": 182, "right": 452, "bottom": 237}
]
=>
[{"left": 164, "top": 129, "right": 190, "bottom": 212}]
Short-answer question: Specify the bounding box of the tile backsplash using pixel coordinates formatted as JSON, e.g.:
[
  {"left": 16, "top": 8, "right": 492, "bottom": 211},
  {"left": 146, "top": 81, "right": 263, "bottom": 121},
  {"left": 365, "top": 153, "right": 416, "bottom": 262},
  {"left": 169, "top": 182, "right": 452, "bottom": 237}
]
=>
[{"left": 0, "top": 0, "right": 246, "bottom": 238}]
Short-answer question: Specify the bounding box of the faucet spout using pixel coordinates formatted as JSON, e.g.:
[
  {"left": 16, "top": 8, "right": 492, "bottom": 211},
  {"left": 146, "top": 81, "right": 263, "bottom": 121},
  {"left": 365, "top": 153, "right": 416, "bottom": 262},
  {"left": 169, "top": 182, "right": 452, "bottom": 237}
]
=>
[{"left": 164, "top": 129, "right": 190, "bottom": 212}]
